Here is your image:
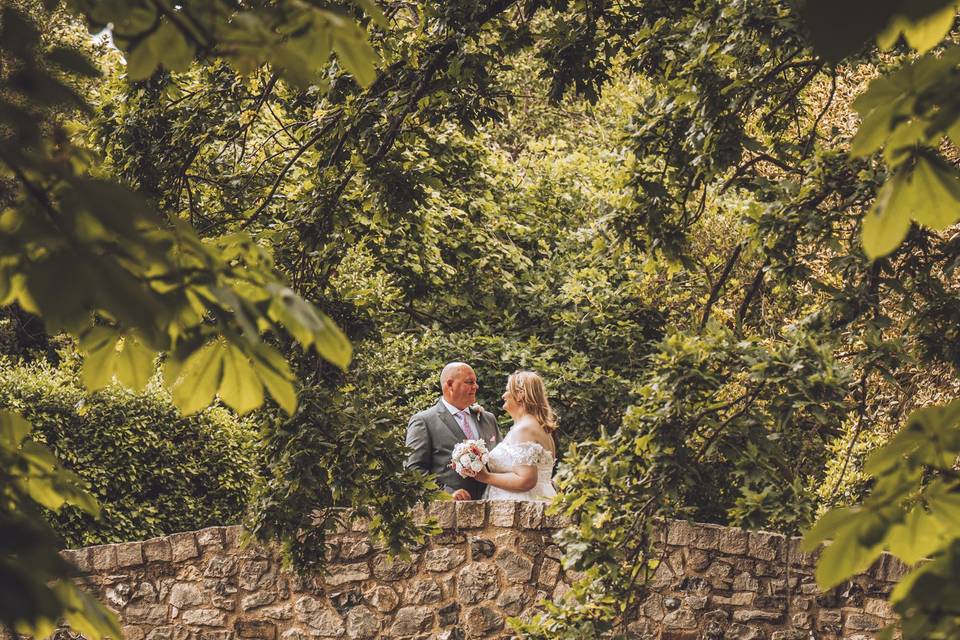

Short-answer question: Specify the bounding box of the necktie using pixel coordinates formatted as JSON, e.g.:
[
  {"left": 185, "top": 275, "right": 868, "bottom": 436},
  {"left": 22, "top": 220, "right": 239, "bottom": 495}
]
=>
[{"left": 458, "top": 410, "right": 477, "bottom": 439}]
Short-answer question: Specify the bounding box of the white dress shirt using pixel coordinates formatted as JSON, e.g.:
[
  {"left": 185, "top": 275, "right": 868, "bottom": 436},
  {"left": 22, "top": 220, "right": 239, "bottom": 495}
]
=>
[{"left": 441, "top": 398, "right": 479, "bottom": 439}]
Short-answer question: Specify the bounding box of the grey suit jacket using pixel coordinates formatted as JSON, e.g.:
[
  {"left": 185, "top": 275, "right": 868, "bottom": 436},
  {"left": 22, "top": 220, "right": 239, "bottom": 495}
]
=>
[{"left": 405, "top": 399, "right": 501, "bottom": 500}]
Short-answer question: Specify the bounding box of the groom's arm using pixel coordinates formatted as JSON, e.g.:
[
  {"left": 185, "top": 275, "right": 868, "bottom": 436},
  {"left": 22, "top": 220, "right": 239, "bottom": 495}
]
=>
[{"left": 405, "top": 415, "right": 432, "bottom": 473}]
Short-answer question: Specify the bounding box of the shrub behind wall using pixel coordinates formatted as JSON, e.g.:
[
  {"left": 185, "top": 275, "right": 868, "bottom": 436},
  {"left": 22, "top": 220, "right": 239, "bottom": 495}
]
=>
[{"left": 0, "top": 357, "right": 260, "bottom": 547}]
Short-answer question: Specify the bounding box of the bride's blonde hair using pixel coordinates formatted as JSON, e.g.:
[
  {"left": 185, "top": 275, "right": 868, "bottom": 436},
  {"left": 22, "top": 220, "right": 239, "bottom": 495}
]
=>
[{"left": 507, "top": 370, "right": 558, "bottom": 433}]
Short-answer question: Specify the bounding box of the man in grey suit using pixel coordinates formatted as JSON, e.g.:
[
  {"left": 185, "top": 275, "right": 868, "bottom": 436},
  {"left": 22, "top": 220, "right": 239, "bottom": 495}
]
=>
[{"left": 405, "top": 362, "right": 501, "bottom": 500}]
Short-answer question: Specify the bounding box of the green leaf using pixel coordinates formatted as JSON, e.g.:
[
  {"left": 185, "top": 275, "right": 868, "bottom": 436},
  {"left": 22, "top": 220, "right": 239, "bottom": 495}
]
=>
[
  {"left": 154, "top": 21, "right": 195, "bottom": 72},
  {"left": 250, "top": 343, "right": 297, "bottom": 414},
  {"left": 219, "top": 344, "right": 264, "bottom": 415},
  {"left": 125, "top": 37, "right": 160, "bottom": 81},
  {"left": 63, "top": 588, "right": 122, "bottom": 639},
  {"left": 114, "top": 335, "right": 156, "bottom": 391},
  {"left": 801, "top": 506, "right": 857, "bottom": 551},
  {"left": 901, "top": 3, "right": 957, "bottom": 53},
  {"left": 79, "top": 326, "right": 120, "bottom": 391},
  {"left": 0, "top": 410, "right": 32, "bottom": 449},
  {"left": 20, "top": 440, "right": 57, "bottom": 471},
  {"left": 23, "top": 476, "right": 66, "bottom": 511},
  {"left": 908, "top": 155, "right": 960, "bottom": 230},
  {"left": 862, "top": 175, "right": 911, "bottom": 259},
  {"left": 886, "top": 507, "right": 947, "bottom": 563},
  {"left": 815, "top": 527, "right": 884, "bottom": 589},
  {"left": 170, "top": 340, "right": 225, "bottom": 414},
  {"left": 331, "top": 22, "right": 377, "bottom": 87},
  {"left": 351, "top": 0, "right": 388, "bottom": 28}
]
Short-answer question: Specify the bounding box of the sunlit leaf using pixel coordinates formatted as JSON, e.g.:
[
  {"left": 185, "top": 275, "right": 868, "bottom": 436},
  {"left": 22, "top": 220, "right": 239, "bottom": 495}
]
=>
[
  {"left": 219, "top": 344, "right": 264, "bottom": 415},
  {"left": 0, "top": 410, "right": 32, "bottom": 449},
  {"left": 886, "top": 507, "right": 947, "bottom": 563},
  {"left": 170, "top": 340, "right": 225, "bottom": 414},
  {"left": 862, "top": 175, "right": 911, "bottom": 260},
  {"left": 114, "top": 335, "right": 156, "bottom": 391}
]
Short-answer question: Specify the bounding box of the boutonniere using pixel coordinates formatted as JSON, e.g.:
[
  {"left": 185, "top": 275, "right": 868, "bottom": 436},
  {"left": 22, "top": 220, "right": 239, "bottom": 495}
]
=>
[{"left": 470, "top": 403, "right": 483, "bottom": 415}]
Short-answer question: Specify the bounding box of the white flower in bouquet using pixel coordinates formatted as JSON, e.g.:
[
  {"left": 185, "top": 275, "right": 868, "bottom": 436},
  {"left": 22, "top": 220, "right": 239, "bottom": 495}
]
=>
[{"left": 450, "top": 439, "right": 490, "bottom": 478}]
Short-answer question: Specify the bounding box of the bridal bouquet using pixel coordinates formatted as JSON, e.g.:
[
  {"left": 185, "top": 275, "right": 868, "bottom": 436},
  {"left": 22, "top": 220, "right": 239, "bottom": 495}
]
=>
[{"left": 450, "top": 440, "right": 490, "bottom": 477}]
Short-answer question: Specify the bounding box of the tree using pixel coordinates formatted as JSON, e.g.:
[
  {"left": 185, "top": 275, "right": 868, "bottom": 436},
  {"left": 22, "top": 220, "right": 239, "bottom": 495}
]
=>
[{"left": 0, "top": 0, "right": 383, "bottom": 634}]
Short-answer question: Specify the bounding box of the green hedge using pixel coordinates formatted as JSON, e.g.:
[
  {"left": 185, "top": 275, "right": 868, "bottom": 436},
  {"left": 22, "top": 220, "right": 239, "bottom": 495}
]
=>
[{"left": 0, "top": 358, "right": 260, "bottom": 547}]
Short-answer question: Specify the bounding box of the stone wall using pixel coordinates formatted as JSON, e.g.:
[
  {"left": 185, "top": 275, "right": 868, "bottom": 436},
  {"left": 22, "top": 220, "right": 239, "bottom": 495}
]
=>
[{"left": 48, "top": 501, "right": 905, "bottom": 640}]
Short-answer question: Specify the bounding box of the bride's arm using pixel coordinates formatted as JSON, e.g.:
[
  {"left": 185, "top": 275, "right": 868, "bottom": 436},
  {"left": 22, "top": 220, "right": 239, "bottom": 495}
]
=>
[{"left": 474, "top": 464, "right": 538, "bottom": 492}]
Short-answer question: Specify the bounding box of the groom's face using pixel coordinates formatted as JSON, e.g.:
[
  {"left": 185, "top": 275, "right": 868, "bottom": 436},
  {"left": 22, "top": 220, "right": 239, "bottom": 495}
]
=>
[{"left": 448, "top": 367, "right": 479, "bottom": 409}]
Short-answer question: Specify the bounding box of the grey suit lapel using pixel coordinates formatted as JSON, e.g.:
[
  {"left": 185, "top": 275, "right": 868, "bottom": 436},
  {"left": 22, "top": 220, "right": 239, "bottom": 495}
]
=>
[
  {"left": 474, "top": 409, "right": 498, "bottom": 445},
  {"left": 435, "top": 400, "right": 467, "bottom": 442}
]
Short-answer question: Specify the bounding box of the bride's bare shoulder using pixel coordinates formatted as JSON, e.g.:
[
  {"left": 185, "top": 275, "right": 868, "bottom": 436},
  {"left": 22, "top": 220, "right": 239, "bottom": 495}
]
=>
[{"left": 511, "top": 422, "right": 554, "bottom": 453}]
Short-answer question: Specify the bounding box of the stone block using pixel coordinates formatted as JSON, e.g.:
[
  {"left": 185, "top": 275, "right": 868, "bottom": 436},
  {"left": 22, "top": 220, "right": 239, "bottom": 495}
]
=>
[
  {"left": 294, "top": 596, "right": 345, "bottom": 635},
  {"left": 732, "top": 609, "right": 782, "bottom": 623},
  {"left": 864, "top": 597, "right": 893, "bottom": 618},
  {"left": 204, "top": 556, "right": 238, "bottom": 578},
  {"left": 196, "top": 527, "right": 225, "bottom": 550},
  {"left": 456, "top": 500, "right": 486, "bottom": 528},
  {"left": 411, "top": 503, "right": 428, "bottom": 525},
  {"left": 90, "top": 544, "right": 118, "bottom": 572},
  {"left": 458, "top": 563, "right": 501, "bottom": 604},
  {"left": 430, "top": 501, "right": 456, "bottom": 528},
  {"left": 239, "top": 558, "right": 271, "bottom": 590},
  {"left": 363, "top": 585, "right": 399, "bottom": 613},
  {"left": 170, "top": 583, "right": 205, "bottom": 608},
  {"left": 748, "top": 531, "right": 783, "bottom": 562},
  {"left": 241, "top": 591, "right": 277, "bottom": 611},
  {"left": 543, "top": 509, "right": 571, "bottom": 529},
  {"left": 235, "top": 620, "right": 276, "bottom": 640},
  {"left": 495, "top": 549, "right": 533, "bottom": 583},
  {"left": 725, "top": 623, "right": 763, "bottom": 640},
  {"left": 424, "top": 547, "right": 466, "bottom": 572},
  {"left": 122, "top": 626, "right": 146, "bottom": 640},
  {"left": 181, "top": 608, "right": 227, "bottom": 626},
  {"left": 845, "top": 612, "right": 885, "bottom": 631},
  {"left": 371, "top": 554, "right": 415, "bottom": 581},
  {"left": 518, "top": 502, "right": 544, "bottom": 529},
  {"left": 143, "top": 537, "right": 172, "bottom": 563},
  {"left": 350, "top": 515, "right": 370, "bottom": 532},
  {"left": 792, "top": 612, "right": 813, "bottom": 628},
  {"left": 469, "top": 537, "right": 496, "bottom": 559},
  {"left": 224, "top": 525, "right": 245, "bottom": 550},
  {"left": 170, "top": 532, "right": 200, "bottom": 562},
  {"left": 733, "top": 572, "right": 760, "bottom": 592},
  {"left": 497, "top": 585, "right": 528, "bottom": 616},
  {"left": 666, "top": 519, "right": 697, "bottom": 546},
  {"left": 62, "top": 547, "right": 93, "bottom": 574},
  {"left": 408, "top": 578, "right": 442, "bottom": 604},
  {"left": 338, "top": 539, "right": 372, "bottom": 561},
  {"left": 145, "top": 627, "right": 174, "bottom": 640},
  {"left": 325, "top": 561, "right": 371, "bottom": 586},
  {"left": 438, "top": 602, "right": 460, "bottom": 626},
  {"left": 488, "top": 501, "right": 517, "bottom": 527},
  {"left": 539, "top": 557, "right": 561, "bottom": 589},
  {"left": 344, "top": 605, "right": 380, "bottom": 639},
  {"left": 116, "top": 542, "right": 144, "bottom": 567},
  {"left": 872, "top": 553, "right": 909, "bottom": 582},
  {"left": 692, "top": 524, "right": 721, "bottom": 550},
  {"left": 663, "top": 608, "right": 698, "bottom": 629},
  {"left": 390, "top": 605, "right": 434, "bottom": 636},
  {"left": 718, "top": 528, "right": 750, "bottom": 556},
  {"left": 466, "top": 605, "right": 504, "bottom": 636}
]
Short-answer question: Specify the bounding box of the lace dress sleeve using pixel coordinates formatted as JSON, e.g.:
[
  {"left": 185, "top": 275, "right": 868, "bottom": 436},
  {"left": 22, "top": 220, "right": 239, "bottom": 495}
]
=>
[{"left": 511, "top": 441, "right": 547, "bottom": 465}]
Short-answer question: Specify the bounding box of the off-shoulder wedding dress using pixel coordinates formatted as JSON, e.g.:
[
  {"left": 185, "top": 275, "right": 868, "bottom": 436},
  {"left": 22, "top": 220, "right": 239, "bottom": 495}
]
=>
[{"left": 483, "top": 438, "right": 557, "bottom": 502}]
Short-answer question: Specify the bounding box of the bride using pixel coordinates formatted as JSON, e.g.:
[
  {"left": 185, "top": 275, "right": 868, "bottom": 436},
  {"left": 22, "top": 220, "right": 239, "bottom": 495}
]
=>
[{"left": 465, "top": 370, "right": 557, "bottom": 502}]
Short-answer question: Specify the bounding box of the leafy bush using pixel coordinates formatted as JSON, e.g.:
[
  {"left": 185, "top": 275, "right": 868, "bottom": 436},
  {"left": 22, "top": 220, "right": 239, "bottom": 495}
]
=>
[{"left": 0, "top": 358, "right": 260, "bottom": 547}]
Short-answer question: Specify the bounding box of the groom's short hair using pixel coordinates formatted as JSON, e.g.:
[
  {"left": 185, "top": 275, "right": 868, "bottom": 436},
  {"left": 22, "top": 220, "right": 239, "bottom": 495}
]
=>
[{"left": 440, "top": 362, "right": 470, "bottom": 389}]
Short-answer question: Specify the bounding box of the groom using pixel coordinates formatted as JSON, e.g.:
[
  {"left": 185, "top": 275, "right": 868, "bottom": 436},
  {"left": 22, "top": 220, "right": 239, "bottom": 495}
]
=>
[{"left": 405, "top": 362, "right": 501, "bottom": 500}]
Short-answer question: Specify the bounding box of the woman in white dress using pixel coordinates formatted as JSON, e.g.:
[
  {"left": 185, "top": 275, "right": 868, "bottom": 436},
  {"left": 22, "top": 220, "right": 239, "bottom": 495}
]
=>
[{"left": 465, "top": 370, "right": 557, "bottom": 502}]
